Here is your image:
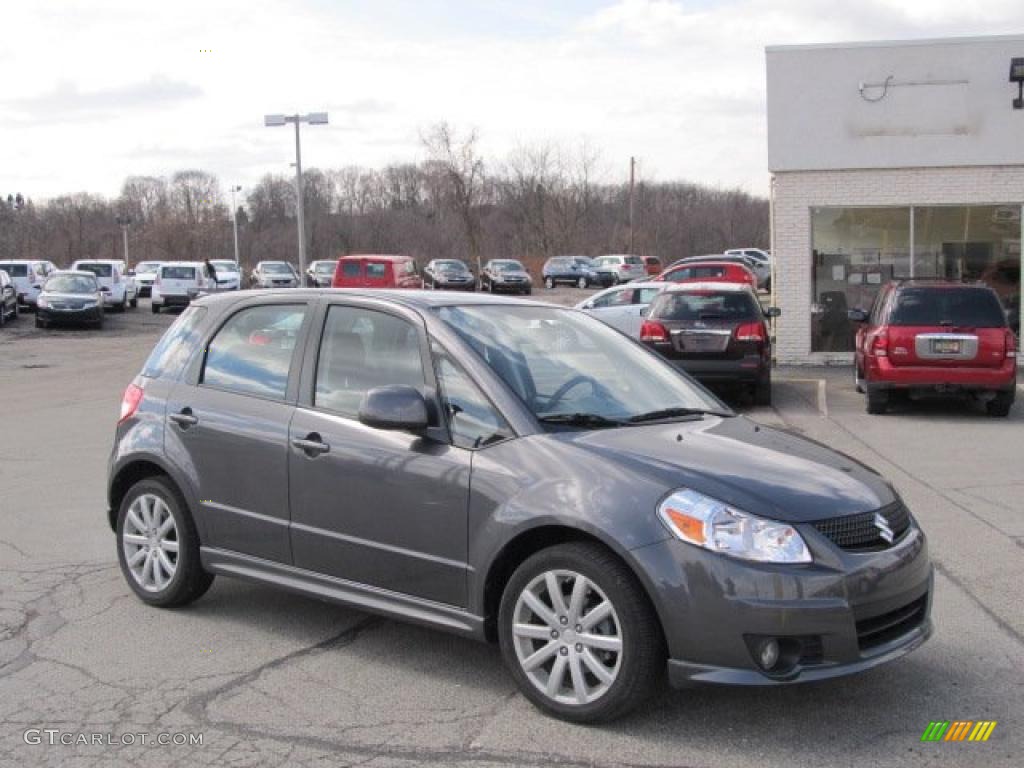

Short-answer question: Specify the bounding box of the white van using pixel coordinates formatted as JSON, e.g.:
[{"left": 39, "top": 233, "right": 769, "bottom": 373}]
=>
[
  {"left": 0, "top": 260, "right": 58, "bottom": 308},
  {"left": 151, "top": 262, "right": 213, "bottom": 314},
  {"left": 70, "top": 260, "right": 138, "bottom": 311}
]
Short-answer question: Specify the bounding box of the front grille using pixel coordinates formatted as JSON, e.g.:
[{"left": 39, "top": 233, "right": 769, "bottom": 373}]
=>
[
  {"left": 856, "top": 594, "right": 928, "bottom": 652},
  {"left": 811, "top": 502, "right": 911, "bottom": 552}
]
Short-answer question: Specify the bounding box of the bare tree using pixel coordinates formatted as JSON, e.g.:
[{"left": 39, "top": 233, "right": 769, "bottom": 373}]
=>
[{"left": 421, "top": 122, "right": 485, "bottom": 272}]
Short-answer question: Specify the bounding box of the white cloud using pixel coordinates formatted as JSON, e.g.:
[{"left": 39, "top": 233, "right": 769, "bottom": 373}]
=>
[{"left": 0, "top": 0, "right": 1022, "bottom": 201}]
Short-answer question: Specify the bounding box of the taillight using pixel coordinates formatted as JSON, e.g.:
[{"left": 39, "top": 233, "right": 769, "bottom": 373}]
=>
[
  {"left": 119, "top": 383, "right": 144, "bottom": 424},
  {"left": 1006, "top": 329, "right": 1018, "bottom": 359},
  {"left": 735, "top": 322, "right": 765, "bottom": 342},
  {"left": 640, "top": 320, "right": 670, "bottom": 342},
  {"left": 869, "top": 330, "right": 889, "bottom": 357}
]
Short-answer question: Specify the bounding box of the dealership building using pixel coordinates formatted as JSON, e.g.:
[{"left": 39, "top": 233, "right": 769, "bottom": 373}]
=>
[{"left": 766, "top": 34, "right": 1023, "bottom": 364}]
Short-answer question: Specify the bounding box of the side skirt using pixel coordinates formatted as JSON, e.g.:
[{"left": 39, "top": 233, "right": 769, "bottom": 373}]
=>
[{"left": 200, "top": 547, "right": 487, "bottom": 640}]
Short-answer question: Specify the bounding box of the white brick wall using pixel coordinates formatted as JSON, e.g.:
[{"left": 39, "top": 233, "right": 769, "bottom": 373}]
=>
[{"left": 770, "top": 166, "right": 1024, "bottom": 364}]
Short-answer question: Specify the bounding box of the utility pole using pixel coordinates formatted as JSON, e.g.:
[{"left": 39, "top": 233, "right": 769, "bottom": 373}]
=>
[
  {"left": 628, "top": 156, "right": 636, "bottom": 255},
  {"left": 230, "top": 185, "right": 242, "bottom": 264},
  {"left": 116, "top": 215, "right": 131, "bottom": 265}
]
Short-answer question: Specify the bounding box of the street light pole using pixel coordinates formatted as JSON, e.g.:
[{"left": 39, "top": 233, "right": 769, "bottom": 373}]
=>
[
  {"left": 264, "top": 112, "right": 328, "bottom": 280},
  {"left": 230, "top": 185, "right": 241, "bottom": 265}
]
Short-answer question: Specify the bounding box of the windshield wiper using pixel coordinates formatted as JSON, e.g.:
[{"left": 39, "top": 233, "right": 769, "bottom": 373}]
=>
[
  {"left": 627, "top": 406, "right": 732, "bottom": 423},
  {"left": 537, "top": 412, "right": 626, "bottom": 428}
]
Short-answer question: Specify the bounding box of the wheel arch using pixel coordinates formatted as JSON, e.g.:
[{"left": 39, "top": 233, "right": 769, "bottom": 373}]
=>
[
  {"left": 108, "top": 459, "right": 187, "bottom": 531},
  {"left": 480, "top": 524, "right": 668, "bottom": 651}
]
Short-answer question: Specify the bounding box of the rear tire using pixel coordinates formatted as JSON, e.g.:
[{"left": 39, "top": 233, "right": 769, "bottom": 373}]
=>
[
  {"left": 498, "top": 542, "right": 663, "bottom": 724},
  {"left": 753, "top": 374, "right": 772, "bottom": 406},
  {"left": 116, "top": 476, "right": 214, "bottom": 608},
  {"left": 866, "top": 386, "right": 888, "bottom": 415},
  {"left": 986, "top": 391, "right": 1014, "bottom": 418}
]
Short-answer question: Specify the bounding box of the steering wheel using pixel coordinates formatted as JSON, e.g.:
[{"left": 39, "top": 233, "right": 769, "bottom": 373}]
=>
[{"left": 545, "top": 375, "right": 608, "bottom": 412}]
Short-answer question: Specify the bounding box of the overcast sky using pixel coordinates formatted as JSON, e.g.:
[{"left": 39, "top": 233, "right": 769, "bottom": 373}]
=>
[{"left": 2, "top": 0, "right": 1023, "bottom": 202}]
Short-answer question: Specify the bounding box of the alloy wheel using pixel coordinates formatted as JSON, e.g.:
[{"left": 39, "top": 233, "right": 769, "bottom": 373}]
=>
[
  {"left": 121, "top": 493, "right": 179, "bottom": 592},
  {"left": 511, "top": 569, "right": 622, "bottom": 706}
]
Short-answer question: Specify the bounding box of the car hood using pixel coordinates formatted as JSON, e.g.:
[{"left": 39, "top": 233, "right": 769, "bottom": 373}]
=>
[
  {"left": 548, "top": 416, "right": 894, "bottom": 523},
  {"left": 496, "top": 270, "right": 530, "bottom": 279},
  {"left": 438, "top": 270, "right": 472, "bottom": 279}
]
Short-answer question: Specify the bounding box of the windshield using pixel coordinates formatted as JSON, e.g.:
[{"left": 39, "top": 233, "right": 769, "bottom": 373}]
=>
[
  {"left": 210, "top": 261, "right": 239, "bottom": 271},
  {"left": 437, "top": 305, "right": 726, "bottom": 424},
  {"left": 44, "top": 275, "right": 97, "bottom": 293},
  {"left": 262, "top": 262, "right": 293, "bottom": 274},
  {"left": 889, "top": 287, "right": 1007, "bottom": 328},
  {"left": 492, "top": 261, "right": 524, "bottom": 272},
  {"left": 651, "top": 291, "right": 759, "bottom": 322},
  {"left": 435, "top": 260, "right": 467, "bottom": 272},
  {"left": 75, "top": 263, "right": 113, "bottom": 277},
  {"left": 573, "top": 258, "right": 596, "bottom": 268},
  {"left": 314, "top": 261, "right": 336, "bottom": 273}
]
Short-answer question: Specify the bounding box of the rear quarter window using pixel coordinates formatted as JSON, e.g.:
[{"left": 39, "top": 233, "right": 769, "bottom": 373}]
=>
[{"left": 142, "top": 307, "right": 208, "bottom": 379}]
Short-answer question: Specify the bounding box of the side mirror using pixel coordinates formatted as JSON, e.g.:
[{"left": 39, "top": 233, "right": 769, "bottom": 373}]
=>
[
  {"left": 847, "top": 308, "right": 869, "bottom": 323},
  {"left": 358, "top": 385, "right": 429, "bottom": 431},
  {"left": 764, "top": 307, "right": 781, "bottom": 318}
]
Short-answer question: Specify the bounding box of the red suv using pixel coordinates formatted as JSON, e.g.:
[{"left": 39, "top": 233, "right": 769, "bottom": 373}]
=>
[
  {"left": 332, "top": 254, "right": 423, "bottom": 289},
  {"left": 849, "top": 281, "right": 1017, "bottom": 417},
  {"left": 656, "top": 261, "right": 758, "bottom": 290}
]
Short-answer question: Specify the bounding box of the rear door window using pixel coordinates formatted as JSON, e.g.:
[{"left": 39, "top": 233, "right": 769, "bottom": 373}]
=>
[
  {"left": 341, "top": 261, "right": 361, "bottom": 278},
  {"left": 202, "top": 305, "right": 308, "bottom": 399},
  {"left": 889, "top": 287, "right": 1007, "bottom": 328}
]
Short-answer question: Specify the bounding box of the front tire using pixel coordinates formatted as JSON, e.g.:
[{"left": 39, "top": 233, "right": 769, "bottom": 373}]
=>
[
  {"left": 116, "top": 477, "right": 214, "bottom": 607},
  {"left": 498, "top": 542, "right": 663, "bottom": 724}
]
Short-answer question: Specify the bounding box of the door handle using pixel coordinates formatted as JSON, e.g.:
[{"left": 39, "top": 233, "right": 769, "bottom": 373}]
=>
[
  {"left": 292, "top": 434, "right": 330, "bottom": 456},
  {"left": 169, "top": 409, "right": 198, "bottom": 428}
]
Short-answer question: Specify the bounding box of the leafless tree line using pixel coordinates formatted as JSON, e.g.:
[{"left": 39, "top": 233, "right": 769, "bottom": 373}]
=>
[{"left": 1, "top": 123, "right": 768, "bottom": 273}]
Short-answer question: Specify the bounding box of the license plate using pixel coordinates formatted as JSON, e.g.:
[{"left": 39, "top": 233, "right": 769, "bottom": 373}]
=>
[
  {"left": 931, "top": 339, "right": 961, "bottom": 355},
  {"left": 682, "top": 335, "right": 724, "bottom": 353}
]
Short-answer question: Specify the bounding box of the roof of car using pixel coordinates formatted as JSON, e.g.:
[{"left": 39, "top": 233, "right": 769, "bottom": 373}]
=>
[
  {"left": 337, "top": 254, "right": 414, "bottom": 262},
  {"left": 663, "top": 281, "right": 754, "bottom": 293},
  {"left": 892, "top": 279, "right": 991, "bottom": 289},
  {"left": 49, "top": 270, "right": 98, "bottom": 278},
  {"left": 159, "top": 261, "right": 204, "bottom": 268},
  {"left": 193, "top": 288, "right": 558, "bottom": 311},
  {"left": 73, "top": 259, "right": 123, "bottom": 265}
]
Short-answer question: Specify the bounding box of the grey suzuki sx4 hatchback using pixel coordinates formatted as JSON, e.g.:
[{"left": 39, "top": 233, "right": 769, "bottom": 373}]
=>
[{"left": 108, "top": 290, "right": 933, "bottom": 723}]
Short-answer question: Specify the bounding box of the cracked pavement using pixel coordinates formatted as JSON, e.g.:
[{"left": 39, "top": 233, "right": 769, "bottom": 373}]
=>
[{"left": 1, "top": 299, "right": 1022, "bottom": 766}]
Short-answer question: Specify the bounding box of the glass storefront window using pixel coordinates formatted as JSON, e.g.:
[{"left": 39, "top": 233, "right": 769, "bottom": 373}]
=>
[
  {"left": 811, "top": 205, "right": 1022, "bottom": 352},
  {"left": 811, "top": 207, "right": 910, "bottom": 352}
]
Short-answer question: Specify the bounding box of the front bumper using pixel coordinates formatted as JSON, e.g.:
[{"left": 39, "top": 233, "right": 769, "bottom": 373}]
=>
[
  {"left": 493, "top": 280, "right": 531, "bottom": 292},
  {"left": 631, "top": 518, "right": 933, "bottom": 687},
  {"left": 37, "top": 306, "right": 103, "bottom": 325},
  {"left": 868, "top": 356, "right": 1015, "bottom": 392}
]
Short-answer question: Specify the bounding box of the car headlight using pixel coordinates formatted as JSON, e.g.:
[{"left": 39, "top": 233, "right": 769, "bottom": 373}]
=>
[{"left": 657, "top": 488, "right": 811, "bottom": 564}]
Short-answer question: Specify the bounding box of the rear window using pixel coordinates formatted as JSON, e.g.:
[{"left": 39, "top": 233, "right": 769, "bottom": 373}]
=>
[
  {"left": 666, "top": 266, "right": 726, "bottom": 282},
  {"left": 651, "top": 291, "right": 759, "bottom": 322},
  {"left": 341, "top": 261, "right": 361, "bottom": 277},
  {"left": 888, "top": 287, "right": 1007, "bottom": 328},
  {"left": 77, "top": 263, "right": 113, "bottom": 278},
  {"left": 162, "top": 266, "right": 197, "bottom": 280},
  {"left": 0, "top": 263, "right": 28, "bottom": 277},
  {"left": 624, "top": 256, "right": 642, "bottom": 265},
  {"left": 142, "top": 306, "right": 208, "bottom": 379}
]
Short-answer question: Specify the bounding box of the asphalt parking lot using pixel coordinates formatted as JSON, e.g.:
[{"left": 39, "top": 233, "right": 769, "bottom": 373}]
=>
[{"left": 1, "top": 291, "right": 1022, "bottom": 767}]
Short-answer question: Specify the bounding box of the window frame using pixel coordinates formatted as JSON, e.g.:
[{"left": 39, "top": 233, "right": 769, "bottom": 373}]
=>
[
  {"left": 296, "top": 298, "right": 449, "bottom": 443},
  {"left": 184, "top": 299, "right": 314, "bottom": 404},
  {"left": 429, "top": 338, "right": 514, "bottom": 451}
]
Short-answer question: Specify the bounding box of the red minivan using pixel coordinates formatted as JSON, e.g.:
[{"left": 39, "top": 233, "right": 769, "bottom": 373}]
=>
[
  {"left": 656, "top": 261, "right": 758, "bottom": 291},
  {"left": 850, "top": 281, "right": 1017, "bottom": 416},
  {"left": 332, "top": 254, "right": 423, "bottom": 289}
]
